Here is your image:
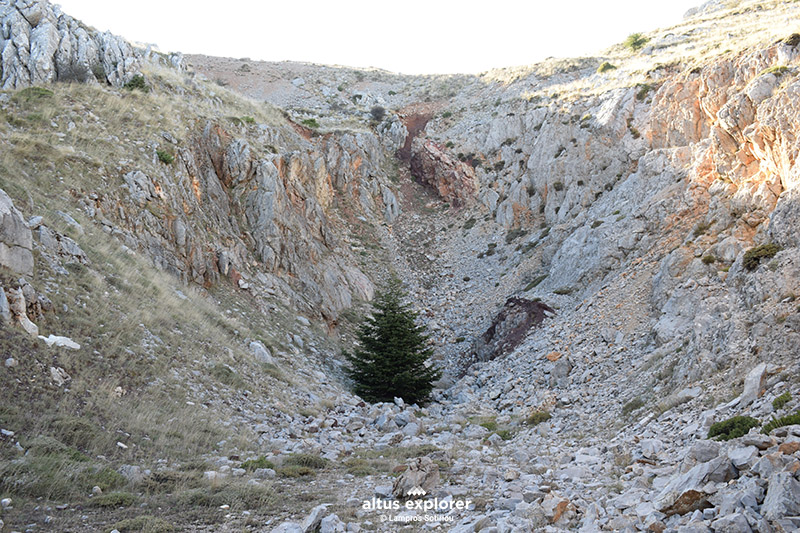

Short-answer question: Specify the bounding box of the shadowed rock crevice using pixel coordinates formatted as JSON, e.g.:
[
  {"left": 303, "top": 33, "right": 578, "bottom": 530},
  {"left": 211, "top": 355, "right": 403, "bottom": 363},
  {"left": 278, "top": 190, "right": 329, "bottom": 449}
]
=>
[{"left": 460, "top": 297, "right": 555, "bottom": 376}]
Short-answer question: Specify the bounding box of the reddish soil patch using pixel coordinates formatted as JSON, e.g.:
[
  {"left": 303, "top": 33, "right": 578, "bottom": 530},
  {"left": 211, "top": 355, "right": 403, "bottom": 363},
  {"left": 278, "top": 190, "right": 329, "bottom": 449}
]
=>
[{"left": 396, "top": 101, "right": 447, "bottom": 161}]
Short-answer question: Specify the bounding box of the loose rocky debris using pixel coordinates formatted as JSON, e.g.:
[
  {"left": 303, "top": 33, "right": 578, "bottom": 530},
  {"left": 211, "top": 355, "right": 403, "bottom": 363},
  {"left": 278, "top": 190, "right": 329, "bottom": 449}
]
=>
[{"left": 2, "top": 1, "right": 800, "bottom": 532}]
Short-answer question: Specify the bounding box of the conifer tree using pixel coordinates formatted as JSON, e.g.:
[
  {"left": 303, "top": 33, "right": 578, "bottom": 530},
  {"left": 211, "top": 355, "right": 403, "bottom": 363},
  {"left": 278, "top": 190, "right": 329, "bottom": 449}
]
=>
[{"left": 345, "top": 277, "right": 440, "bottom": 404}]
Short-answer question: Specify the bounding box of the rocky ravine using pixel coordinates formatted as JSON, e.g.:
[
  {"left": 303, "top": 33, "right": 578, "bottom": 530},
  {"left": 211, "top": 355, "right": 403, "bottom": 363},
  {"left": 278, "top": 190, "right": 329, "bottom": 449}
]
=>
[{"left": 1, "top": 0, "right": 800, "bottom": 532}]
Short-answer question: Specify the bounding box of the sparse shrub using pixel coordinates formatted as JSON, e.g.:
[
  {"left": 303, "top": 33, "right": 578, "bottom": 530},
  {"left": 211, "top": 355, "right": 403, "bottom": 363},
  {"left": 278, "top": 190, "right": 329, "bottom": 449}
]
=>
[
  {"left": 622, "top": 397, "right": 645, "bottom": 416},
  {"left": 285, "top": 453, "right": 327, "bottom": 469},
  {"left": 591, "top": 220, "right": 603, "bottom": 229},
  {"left": 370, "top": 106, "right": 386, "bottom": 121},
  {"left": 597, "top": 61, "right": 617, "bottom": 73},
  {"left": 553, "top": 181, "right": 564, "bottom": 191},
  {"left": 525, "top": 411, "right": 551, "bottom": 426},
  {"left": 388, "top": 90, "right": 397, "bottom": 95},
  {"left": 210, "top": 363, "right": 245, "bottom": 388},
  {"left": 708, "top": 416, "right": 760, "bottom": 441},
  {"left": 702, "top": 255, "right": 716, "bottom": 265},
  {"left": 240, "top": 456, "right": 275, "bottom": 472},
  {"left": 494, "top": 160, "right": 505, "bottom": 171},
  {"left": 743, "top": 243, "right": 781, "bottom": 271},
  {"left": 301, "top": 118, "right": 320, "bottom": 129},
  {"left": 495, "top": 429, "right": 513, "bottom": 441},
  {"left": 91, "top": 491, "right": 137, "bottom": 508},
  {"left": 635, "top": 83, "right": 654, "bottom": 101},
  {"left": 14, "top": 86, "right": 54, "bottom": 103},
  {"left": 49, "top": 415, "right": 101, "bottom": 450},
  {"left": 759, "top": 65, "right": 790, "bottom": 77},
  {"left": 343, "top": 457, "right": 379, "bottom": 477},
  {"left": 693, "top": 222, "right": 711, "bottom": 237},
  {"left": 624, "top": 33, "right": 649, "bottom": 52},
  {"left": 479, "top": 419, "right": 498, "bottom": 432},
  {"left": 553, "top": 287, "right": 573, "bottom": 295},
  {"left": 463, "top": 217, "right": 477, "bottom": 230},
  {"left": 91, "top": 63, "right": 107, "bottom": 82},
  {"left": 178, "top": 482, "right": 276, "bottom": 509},
  {"left": 501, "top": 137, "right": 517, "bottom": 147},
  {"left": 524, "top": 275, "right": 547, "bottom": 291},
  {"left": 277, "top": 465, "right": 315, "bottom": 478},
  {"left": 773, "top": 392, "right": 791, "bottom": 410},
  {"left": 441, "top": 111, "right": 453, "bottom": 119},
  {"left": 505, "top": 228, "right": 528, "bottom": 244},
  {"left": 454, "top": 336, "right": 466, "bottom": 343},
  {"left": 241, "top": 116, "right": 256, "bottom": 124},
  {"left": 111, "top": 515, "right": 176, "bottom": 533},
  {"left": 124, "top": 75, "right": 149, "bottom": 92},
  {"left": 445, "top": 141, "right": 455, "bottom": 148},
  {"left": 156, "top": 149, "right": 174, "bottom": 165},
  {"left": 762, "top": 411, "right": 800, "bottom": 434}
]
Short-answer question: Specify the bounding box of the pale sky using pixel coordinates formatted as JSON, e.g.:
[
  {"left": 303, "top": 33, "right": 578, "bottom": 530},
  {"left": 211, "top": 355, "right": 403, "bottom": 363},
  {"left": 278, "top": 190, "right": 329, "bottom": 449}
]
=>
[{"left": 55, "top": 1, "right": 703, "bottom": 74}]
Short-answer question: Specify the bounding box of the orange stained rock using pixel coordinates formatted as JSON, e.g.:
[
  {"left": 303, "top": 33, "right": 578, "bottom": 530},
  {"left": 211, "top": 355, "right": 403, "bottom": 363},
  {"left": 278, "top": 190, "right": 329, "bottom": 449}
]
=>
[
  {"left": 778, "top": 442, "right": 800, "bottom": 455},
  {"left": 546, "top": 351, "right": 561, "bottom": 362},
  {"left": 190, "top": 175, "right": 202, "bottom": 202}
]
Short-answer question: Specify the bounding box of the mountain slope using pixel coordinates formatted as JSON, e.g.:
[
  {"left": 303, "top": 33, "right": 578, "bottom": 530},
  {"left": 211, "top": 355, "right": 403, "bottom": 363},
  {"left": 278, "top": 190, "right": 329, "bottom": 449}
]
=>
[{"left": 1, "top": 0, "right": 800, "bottom": 531}]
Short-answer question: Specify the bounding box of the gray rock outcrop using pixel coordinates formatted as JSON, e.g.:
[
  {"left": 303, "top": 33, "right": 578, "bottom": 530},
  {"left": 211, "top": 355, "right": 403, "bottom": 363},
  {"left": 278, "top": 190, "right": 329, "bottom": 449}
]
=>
[
  {"left": 0, "top": 0, "right": 141, "bottom": 89},
  {"left": 0, "top": 188, "right": 33, "bottom": 275}
]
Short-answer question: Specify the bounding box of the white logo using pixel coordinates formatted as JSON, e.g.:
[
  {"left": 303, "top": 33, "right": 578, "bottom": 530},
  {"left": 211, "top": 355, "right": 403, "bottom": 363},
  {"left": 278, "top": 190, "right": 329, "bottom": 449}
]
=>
[{"left": 407, "top": 486, "right": 427, "bottom": 497}]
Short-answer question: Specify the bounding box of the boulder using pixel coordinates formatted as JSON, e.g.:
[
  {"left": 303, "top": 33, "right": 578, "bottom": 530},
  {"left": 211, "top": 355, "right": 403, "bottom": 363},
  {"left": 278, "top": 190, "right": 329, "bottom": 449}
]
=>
[
  {"left": 689, "top": 440, "right": 721, "bottom": 463},
  {"left": 0, "top": 287, "right": 11, "bottom": 325},
  {"left": 49, "top": 366, "right": 71, "bottom": 387},
  {"left": 37, "top": 226, "right": 88, "bottom": 264},
  {"left": 0, "top": 188, "right": 33, "bottom": 275},
  {"left": 7, "top": 288, "right": 38, "bottom": 336},
  {"left": 319, "top": 514, "right": 346, "bottom": 533},
  {"left": 39, "top": 334, "right": 80, "bottom": 350},
  {"left": 761, "top": 472, "right": 800, "bottom": 521},
  {"left": 654, "top": 456, "right": 737, "bottom": 515},
  {"left": 392, "top": 457, "right": 439, "bottom": 499},
  {"left": 300, "top": 504, "right": 330, "bottom": 533},
  {"left": 727, "top": 446, "right": 759, "bottom": 470},
  {"left": 711, "top": 513, "right": 752, "bottom": 533},
  {"left": 249, "top": 341, "right": 275, "bottom": 364},
  {"left": 738, "top": 363, "right": 767, "bottom": 407}
]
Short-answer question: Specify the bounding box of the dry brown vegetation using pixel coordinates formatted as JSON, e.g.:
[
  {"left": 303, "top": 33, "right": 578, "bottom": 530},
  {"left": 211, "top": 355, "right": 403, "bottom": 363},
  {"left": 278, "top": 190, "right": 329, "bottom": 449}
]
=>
[{"left": 0, "top": 65, "right": 336, "bottom": 529}]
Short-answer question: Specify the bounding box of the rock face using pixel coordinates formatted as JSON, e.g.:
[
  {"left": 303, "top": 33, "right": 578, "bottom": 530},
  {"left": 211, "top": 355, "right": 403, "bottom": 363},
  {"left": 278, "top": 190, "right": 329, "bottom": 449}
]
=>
[
  {"left": 0, "top": 0, "right": 141, "bottom": 89},
  {"left": 410, "top": 138, "right": 479, "bottom": 207},
  {"left": 0, "top": 188, "right": 33, "bottom": 275},
  {"left": 78, "top": 118, "right": 400, "bottom": 322}
]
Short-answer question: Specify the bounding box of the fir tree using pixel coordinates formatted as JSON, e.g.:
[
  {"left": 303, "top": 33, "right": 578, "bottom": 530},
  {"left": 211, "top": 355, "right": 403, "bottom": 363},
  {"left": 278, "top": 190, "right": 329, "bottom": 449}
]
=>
[{"left": 345, "top": 277, "right": 441, "bottom": 404}]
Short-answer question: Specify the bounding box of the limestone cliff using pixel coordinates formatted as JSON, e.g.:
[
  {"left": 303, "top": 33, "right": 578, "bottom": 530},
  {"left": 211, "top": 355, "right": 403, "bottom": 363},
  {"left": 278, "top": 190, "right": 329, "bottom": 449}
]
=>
[{"left": 0, "top": 0, "right": 145, "bottom": 88}]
